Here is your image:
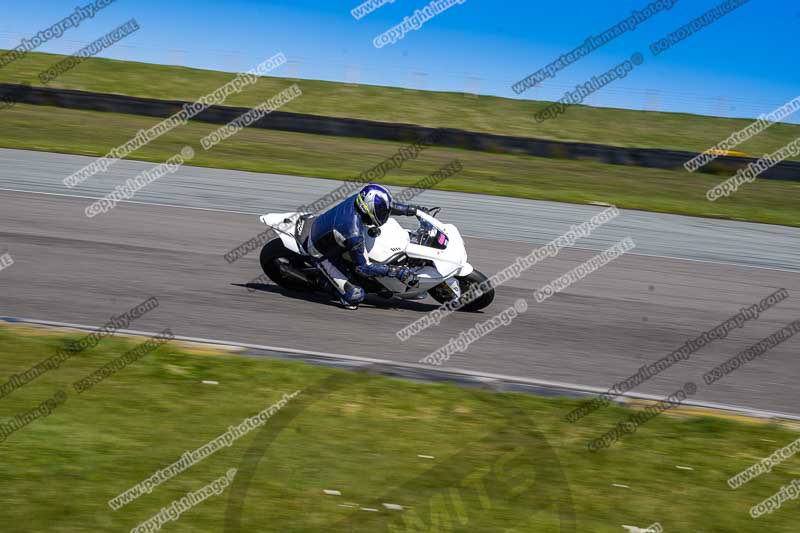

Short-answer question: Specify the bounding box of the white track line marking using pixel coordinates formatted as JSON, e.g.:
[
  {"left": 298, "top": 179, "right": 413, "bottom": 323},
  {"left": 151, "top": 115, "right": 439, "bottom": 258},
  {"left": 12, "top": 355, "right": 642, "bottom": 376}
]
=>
[
  {"left": 383, "top": 503, "right": 403, "bottom": 510},
  {"left": 0, "top": 186, "right": 259, "bottom": 216},
  {"left": 3, "top": 316, "right": 800, "bottom": 422},
  {"left": 1, "top": 187, "right": 798, "bottom": 273}
]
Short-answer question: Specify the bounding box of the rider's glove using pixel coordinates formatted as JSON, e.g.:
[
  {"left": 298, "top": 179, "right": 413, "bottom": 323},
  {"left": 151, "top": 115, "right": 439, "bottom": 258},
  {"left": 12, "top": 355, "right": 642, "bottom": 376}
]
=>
[
  {"left": 388, "top": 266, "right": 419, "bottom": 287},
  {"left": 392, "top": 204, "right": 440, "bottom": 217}
]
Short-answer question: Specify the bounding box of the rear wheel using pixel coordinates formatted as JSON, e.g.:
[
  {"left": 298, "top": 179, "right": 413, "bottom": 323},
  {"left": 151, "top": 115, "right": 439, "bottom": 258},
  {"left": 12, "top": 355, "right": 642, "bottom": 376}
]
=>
[
  {"left": 429, "top": 270, "right": 494, "bottom": 312},
  {"left": 259, "top": 239, "right": 314, "bottom": 291}
]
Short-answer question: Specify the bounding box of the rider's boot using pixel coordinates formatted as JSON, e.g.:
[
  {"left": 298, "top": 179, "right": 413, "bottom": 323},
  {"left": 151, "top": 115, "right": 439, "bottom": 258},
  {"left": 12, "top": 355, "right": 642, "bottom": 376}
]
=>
[
  {"left": 337, "top": 296, "right": 359, "bottom": 311},
  {"left": 315, "top": 259, "right": 365, "bottom": 310}
]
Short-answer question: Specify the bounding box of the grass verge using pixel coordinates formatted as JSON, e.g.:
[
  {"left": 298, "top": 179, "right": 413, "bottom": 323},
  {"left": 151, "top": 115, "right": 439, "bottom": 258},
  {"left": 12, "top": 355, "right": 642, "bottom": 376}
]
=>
[
  {"left": 1, "top": 103, "right": 798, "bottom": 227},
  {"left": 1, "top": 50, "right": 799, "bottom": 157},
  {"left": 1, "top": 325, "right": 798, "bottom": 532}
]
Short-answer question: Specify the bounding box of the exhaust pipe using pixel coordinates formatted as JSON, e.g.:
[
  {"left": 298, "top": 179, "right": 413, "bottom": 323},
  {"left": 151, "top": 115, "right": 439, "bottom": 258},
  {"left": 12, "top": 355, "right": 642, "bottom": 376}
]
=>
[{"left": 278, "top": 263, "right": 313, "bottom": 285}]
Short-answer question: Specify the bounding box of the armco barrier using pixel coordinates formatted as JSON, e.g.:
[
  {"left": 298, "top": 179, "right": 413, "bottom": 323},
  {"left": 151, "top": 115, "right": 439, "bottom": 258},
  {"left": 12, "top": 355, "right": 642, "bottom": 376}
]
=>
[{"left": 1, "top": 82, "right": 797, "bottom": 181}]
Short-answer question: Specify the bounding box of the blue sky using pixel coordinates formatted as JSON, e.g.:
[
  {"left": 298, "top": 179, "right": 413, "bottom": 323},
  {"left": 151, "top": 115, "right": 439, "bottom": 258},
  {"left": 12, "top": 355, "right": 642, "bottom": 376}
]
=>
[{"left": 2, "top": 0, "right": 798, "bottom": 121}]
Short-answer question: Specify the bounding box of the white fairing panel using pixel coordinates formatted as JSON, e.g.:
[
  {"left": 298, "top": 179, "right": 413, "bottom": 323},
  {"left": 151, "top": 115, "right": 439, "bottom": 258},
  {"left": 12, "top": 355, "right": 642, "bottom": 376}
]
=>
[
  {"left": 260, "top": 212, "right": 301, "bottom": 254},
  {"left": 365, "top": 219, "right": 410, "bottom": 262},
  {"left": 365, "top": 217, "right": 470, "bottom": 297},
  {"left": 406, "top": 223, "right": 468, "bottom": 278}
]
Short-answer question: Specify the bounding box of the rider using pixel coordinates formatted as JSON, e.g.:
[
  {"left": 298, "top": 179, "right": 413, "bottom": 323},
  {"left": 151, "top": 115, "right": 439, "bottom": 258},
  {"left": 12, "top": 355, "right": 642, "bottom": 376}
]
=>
[{"left": 304, "top": 184, "right": 430, "bottom": 310}]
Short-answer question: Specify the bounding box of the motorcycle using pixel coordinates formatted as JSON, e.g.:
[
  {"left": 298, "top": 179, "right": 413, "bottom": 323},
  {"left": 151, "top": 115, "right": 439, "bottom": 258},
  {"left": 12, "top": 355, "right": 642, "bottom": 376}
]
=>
[{"left": 256, "top": 207, "right": 495, "bottom": 311}]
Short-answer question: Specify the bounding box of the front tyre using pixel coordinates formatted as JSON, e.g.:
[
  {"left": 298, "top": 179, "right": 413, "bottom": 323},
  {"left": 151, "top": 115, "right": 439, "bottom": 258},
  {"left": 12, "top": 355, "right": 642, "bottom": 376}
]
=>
[{"left": 429, "top": 270, "right": 495, "bottom": 312}]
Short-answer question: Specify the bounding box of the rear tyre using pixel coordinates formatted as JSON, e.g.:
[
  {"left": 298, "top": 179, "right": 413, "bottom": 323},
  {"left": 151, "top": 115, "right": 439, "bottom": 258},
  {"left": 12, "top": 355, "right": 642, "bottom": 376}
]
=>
[
  {"left": 429, "top": 270, "right": 494, "bottom": 312},
  {"left": 259, "top": 239, "right": 314, "bottom": 291}
]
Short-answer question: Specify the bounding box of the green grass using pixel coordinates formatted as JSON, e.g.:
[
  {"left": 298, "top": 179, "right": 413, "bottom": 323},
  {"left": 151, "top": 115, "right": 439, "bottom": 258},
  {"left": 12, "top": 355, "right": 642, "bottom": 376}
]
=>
[
  {"left": 1, "top": 326, "right": 799, "bottom": 532},
  {"left": 2, "top": 50, "right": 800, "bottom": 157},
  {"left": 2, "top": 103, "right": 799, "bottom": 227}
]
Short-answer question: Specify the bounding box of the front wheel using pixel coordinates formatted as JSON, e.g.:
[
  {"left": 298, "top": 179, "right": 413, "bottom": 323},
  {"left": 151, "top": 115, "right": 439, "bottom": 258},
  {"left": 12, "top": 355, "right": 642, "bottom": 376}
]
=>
[{"left": 429, "top": 270, "right": 495, "bottom": 312}]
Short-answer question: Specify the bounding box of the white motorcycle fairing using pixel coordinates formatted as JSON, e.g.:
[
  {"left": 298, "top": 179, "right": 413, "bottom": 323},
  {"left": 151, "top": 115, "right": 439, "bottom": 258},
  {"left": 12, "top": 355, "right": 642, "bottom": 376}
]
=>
[
  {"left": 259, "top": 213, "right": 302, "bottom": 254},
  {"left": 260, "top": 210, "right": 474, "bottom": 300},
  {"left": 364, "top": 211, "right": 473, "bottom": 299}
]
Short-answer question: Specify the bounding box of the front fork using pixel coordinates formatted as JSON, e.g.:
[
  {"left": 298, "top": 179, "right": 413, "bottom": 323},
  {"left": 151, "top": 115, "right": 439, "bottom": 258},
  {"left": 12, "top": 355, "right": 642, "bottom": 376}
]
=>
[
  {"left": 430, "top": 277, "right": 461, "bottom": 302},
  {"left": 444, "top": 277, "right": 462, "bottom": 299}
]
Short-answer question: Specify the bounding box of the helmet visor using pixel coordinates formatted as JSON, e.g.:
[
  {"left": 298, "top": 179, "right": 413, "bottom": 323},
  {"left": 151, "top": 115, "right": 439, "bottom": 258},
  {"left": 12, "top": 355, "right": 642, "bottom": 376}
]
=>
[{"left": 373, "top": 197, "right": 390, "bottom": 226}]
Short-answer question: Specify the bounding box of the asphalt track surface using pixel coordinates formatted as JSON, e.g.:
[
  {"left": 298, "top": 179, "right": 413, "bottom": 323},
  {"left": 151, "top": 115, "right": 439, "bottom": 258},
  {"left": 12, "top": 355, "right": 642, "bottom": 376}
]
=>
[{"left": 1, "top": 147, "right": 799, "bottom": 417}]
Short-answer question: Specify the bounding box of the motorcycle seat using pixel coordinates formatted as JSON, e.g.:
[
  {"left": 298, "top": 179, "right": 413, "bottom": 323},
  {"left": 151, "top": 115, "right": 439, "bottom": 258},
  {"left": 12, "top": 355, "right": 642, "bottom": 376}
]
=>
[{"left": 294, "top": 213, "right": 315, "bottom": 254}]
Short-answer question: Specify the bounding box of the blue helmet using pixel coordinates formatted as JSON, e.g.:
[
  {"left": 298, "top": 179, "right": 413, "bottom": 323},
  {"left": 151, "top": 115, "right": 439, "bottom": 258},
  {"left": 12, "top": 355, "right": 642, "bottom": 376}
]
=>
[{"left": 355, "top": 184, "right": 392, "bottom": 227}]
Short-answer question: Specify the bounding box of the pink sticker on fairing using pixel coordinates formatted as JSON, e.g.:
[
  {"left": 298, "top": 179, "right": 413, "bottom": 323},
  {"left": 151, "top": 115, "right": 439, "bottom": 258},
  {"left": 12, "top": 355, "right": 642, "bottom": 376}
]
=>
[{"left": 437, "top": 233, "right": 447, "bottom": 245}]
